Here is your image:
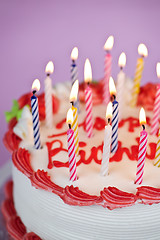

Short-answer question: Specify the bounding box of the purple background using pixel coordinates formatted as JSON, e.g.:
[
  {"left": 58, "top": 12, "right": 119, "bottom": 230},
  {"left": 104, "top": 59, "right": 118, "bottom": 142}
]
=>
[{"left": 1, "top": 0, "right": 160, "bottom": 167}]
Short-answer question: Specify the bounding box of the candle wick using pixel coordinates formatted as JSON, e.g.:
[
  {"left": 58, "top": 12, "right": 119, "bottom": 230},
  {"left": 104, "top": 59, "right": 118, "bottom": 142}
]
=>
[
  {"left": 72, "top": 59, "right": 75, "bottom": 64},
  {"left": 70, "top": 101, "right": 74, "bottom": 106},
  {"left": 110, "top": 94, "right": 116, "bottom": 102},
  {"left": 120, "top": 66, "right": 123, "bottom": 71},
  {"left": 32, "top": 90, "right": 36, "bottom": 95},
  {"left": 108, "top": 118, "right": 111, "bottom": 124},
  {"left": 69, "top": 123, "right": 72, "bottom": 129},
  {"left": 142, "top": 124, "right": 145, "bottom": 130},
  {"left": 47, "top": 73, "right": 50, "bottom": 77},
  {"left": 87, "top": 82, "right": 90, "bottom": 86}
]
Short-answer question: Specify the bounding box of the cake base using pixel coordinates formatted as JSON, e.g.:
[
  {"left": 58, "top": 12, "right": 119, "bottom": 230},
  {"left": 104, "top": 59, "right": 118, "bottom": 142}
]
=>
[
  {"left": 1, "top": 180, "right": 41, "bottom": 240},
  {"left": 10, "top": 165, "right": 160, "bottom": 240}
]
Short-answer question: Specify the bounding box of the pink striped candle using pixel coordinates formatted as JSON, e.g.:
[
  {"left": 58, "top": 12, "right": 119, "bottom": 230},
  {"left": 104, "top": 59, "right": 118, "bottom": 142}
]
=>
[
  {"left": 103, "top": 36, "right": 114, "bottom": 105},
  {"left": 135, "top": 108, "right": 148, "bottom": 185},
  {"left": 67, "top": 108, "right": 77, "bottom": 182},
  {"left": 85, "top": 85, "right": 93, "bottom": 138},
  {"left": 151, "top": 63, "right": 160, "bottom": 135},
  {"left": 84, "top": 58, "right": 93, "bottom": 138}
]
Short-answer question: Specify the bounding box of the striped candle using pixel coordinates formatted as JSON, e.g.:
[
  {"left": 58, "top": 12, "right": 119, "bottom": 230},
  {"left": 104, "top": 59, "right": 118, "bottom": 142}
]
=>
[
  {"left": 71, "top": 47, "right": 79, "bottom": 112},
  {"left": 103, "top": 53, "right": 111, "bottom": 105},
  {"left": 135, "top": 108, "right": 148, "bottom": 185},
  {"left": 109, "top": 77, "right": 119, "bottom": 153},
  {"left": 135, "top": 129, "right": 148, "bottom": 184},
  {"left": 111, "top": 99, "right": 119, "bottom": 153},
  {"left": 71, "top": 105, "right": 79, "bottom": 156},
  {"left": 151, "top": 85, "right": 160, "bottom": 135},
  {"left": 70, "top": 80, "right": 79, "bottom": 155},
  {"left": 67, "top": 129, "right": 77, "bottom": 181},
  {"left": 130, "top": 57, "right": 144, "bottom": 107},
  {"left": 154, "top": 128, "right": 160, "bottom": 167},
  {"left": 103, "top": 36, "right": 114, "bottom": 105},
  {"left": 131, "top": 44, "right": 148, "bottom": 107},
  {"left": 84, "top": 58, "right": 93, "bottom": 138},
  {"left": 45, "top": 61, "right": 54, "bottom": 128},
  {"left": 31, "top": 79, "right": 41, "bottom": 149},
  {"left": 85, "top": 85, "right": 93, "bottom": 138},
  {"left": 67, "top": 108, "right": 77, "bottom": 182}
]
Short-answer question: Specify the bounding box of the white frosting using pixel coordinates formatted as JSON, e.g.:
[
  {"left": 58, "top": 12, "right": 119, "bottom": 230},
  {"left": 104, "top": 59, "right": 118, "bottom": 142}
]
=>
[
  {"left": 13, "top": 165, "right": 160, "bottom": 240},
  {"left": 13, "top": 106, "right": 33, "bottom": 141},
  {"left": 12, "top": 79, "right": 160, "bottom": 240}
]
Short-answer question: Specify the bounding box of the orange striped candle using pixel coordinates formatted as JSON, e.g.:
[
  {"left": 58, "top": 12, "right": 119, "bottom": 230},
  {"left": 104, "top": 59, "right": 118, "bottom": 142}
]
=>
[{"left": 131, "top": 44, "right": 148, "bottom": 107}]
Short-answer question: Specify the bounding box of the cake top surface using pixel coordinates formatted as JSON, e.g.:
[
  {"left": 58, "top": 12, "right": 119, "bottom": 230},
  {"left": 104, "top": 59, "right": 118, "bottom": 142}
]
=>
[{"left": 4, "top": 79, "right": 160, "bottom": 209}]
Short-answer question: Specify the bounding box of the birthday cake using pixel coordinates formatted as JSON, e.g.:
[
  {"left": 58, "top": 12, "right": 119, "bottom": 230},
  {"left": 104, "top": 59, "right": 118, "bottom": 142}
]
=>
[{"left": 2, "top": 76, "right": 160, "bottom": 240}]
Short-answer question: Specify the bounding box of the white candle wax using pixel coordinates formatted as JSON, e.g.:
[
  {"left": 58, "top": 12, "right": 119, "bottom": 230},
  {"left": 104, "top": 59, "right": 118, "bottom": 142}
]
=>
[
  {"left": 44, "top": 75, "right": 53, "bottom": 128},
  {"left": 116, "top": 70, "right": 125, "bottom": 120},
  {"left": 101, "top": 124, "right": 112, "bottom": 176}
]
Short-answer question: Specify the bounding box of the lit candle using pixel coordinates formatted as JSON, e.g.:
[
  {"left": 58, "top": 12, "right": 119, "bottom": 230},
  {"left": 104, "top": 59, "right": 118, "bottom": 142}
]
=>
[
  {"left": 101, "top": 102, "right": 112, "bottom": 176},
  {"left": 45, "top": 61, "right": 54, "bottom": 128},
  {"left": 131, "top": 44, "right": 148, "bottom": 107},
  {"left": 103, "top": 35, "right": 114, "bottom": 105},
  {"left": 71, "top": 47, "right": 80, "bottom": 112},
  {"left": 84, "top": 58, "right": 93, "bottom": 138},
  {"left": 31, "top": 79, "right": 41, "bottom": 149},
  {"left": 116, "top": 52, "right": 126, "bottom": 120},
  {"left": 135, "top": 108, "right": 148, "bottom": 185},
  {"left": 151, "top": 63, "right": 160, "bottom": 135},
  {"left": 70, "top": 79, "right": 79, "bottom": 156},
  {"left": 66, "top": 108, "right": 77, "bottom": 182},
  {"left": 109, "top": 77, "right": 119, "bottom": 153}
]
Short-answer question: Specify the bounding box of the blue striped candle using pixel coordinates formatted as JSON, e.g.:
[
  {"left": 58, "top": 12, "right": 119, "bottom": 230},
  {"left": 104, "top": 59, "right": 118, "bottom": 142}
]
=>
[
  {"left": 111, "top": 99, "right": 119, "bottom": 153},
  {"left": 71, "top": 47, "right": 79, "bottom": 112},
  {"left": 31, "top": 93, "right": 41, "bottom": 149}
]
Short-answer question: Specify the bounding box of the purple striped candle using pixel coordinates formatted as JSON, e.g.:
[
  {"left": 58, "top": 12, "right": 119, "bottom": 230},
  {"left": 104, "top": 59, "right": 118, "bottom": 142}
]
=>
[{"left": 31, "top": 79, "right": 41, "bottom": 149}]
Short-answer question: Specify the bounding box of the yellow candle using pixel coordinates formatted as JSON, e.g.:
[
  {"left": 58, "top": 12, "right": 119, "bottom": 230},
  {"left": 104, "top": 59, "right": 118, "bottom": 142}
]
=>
[
  {"left": 154, "top": 128, "right": 160, "bottom": 167},
  {"left": 71, "top": 105, "right": 79, "bottom": 156},
  {"left": 130, "top": 44, "right": 148, "bottom": 107}
]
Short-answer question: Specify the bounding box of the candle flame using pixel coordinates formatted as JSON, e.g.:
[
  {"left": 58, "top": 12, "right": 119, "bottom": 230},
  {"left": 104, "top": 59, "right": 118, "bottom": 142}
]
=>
[
  {"left": 156, "top": 62, "right": 160, "bottom": 78},
  {"left": 45, "top": 61, "right": 54, "bottom": 74},
  {"left": 66, "top": 108, "right": 73, "bottom": 125},
  {"left": 139, "top": 107, "right": 146, "bottom": 125},
  {"left": 104, "top": 35, "right": 114, "bottom": 51},
  {"left": 138, "top": 44, "right": 148, "bottom": 57},
  {"left": 118, "top": 52, "right": 126, "bottom": 68},
  {"left": 106, "top": 102, "right": 112, "bottom": 119},
  {"left": 109, "top": 77, "right": 116, "bottom": 95},
  {"left": 71, "top": 47, "right": 78, "bottom": 60},
  {"left": 70, "top": 80, "right": 79, "bottom": 102},
  {"left": 84, "top": 58, "right": 92, "bottom": 83},
  {"left": 32, "top": 79, "right": 40, "bottom": 92}
]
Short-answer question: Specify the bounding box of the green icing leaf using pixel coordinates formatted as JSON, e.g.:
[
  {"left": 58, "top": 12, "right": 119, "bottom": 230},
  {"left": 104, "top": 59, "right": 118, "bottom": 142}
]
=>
[
  {"left": 4, "top": 100, "right": 26, "bottom": 123},
  {"left": 17, "top": 109, "right": 23, "bottom": 120}
]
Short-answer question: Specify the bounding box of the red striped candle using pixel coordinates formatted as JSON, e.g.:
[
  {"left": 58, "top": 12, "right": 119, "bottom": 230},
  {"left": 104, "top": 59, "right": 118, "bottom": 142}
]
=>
[
  {"left": 135, "top": 108, "right": 148, "bottom": 185},
  {"left": 151, "top": 63, "right": 160, "bottom": 135},
  {"left": 84, "top": 58, "right": 93, "bottom": 138},
  {"left": 103, "top": 53, "right": 111, "bottom": 105},
  {"left": 66, "top": 108, "right": 77, "bottom": 182},
  {"left": 67, "top": 129, "right": 77, "bottom": 181},
  {"left": 85, "top": 85, "right": 93, "bottom": 138},
  {"left": 103, "top": 36, "right": 114, "bottom": 105},
  {"left": 150, "top": 85, "right": 160, "bottom": 135}
]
